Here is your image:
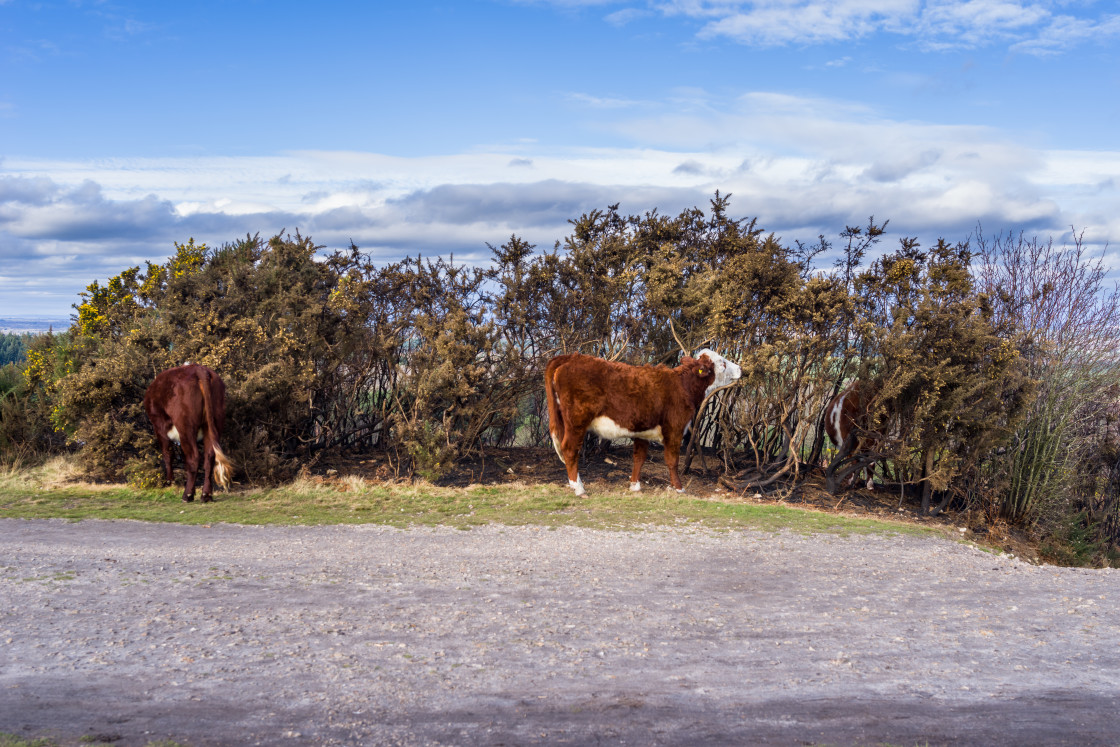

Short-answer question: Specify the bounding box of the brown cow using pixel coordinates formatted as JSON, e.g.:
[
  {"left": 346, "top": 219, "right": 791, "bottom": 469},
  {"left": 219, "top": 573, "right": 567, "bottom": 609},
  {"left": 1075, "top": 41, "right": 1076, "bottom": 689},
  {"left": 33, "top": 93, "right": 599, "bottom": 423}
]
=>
[
  {"left": 545, "top": 349, "right": 742, "bottom": 496},
  {"left": 823, "top": 381, "right": 874, "bottom": 490},
  {"left": 144, "top": 364, "right": 232, "bottom": 503}
]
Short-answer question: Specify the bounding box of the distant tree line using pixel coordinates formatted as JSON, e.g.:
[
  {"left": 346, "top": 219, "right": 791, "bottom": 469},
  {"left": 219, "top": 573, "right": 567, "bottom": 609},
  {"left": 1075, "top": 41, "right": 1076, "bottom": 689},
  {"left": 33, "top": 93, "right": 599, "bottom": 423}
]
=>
[
  {"left": 0, "top": 332, "right": 32, "bottom": 367},
  {"left": 2, "top": 193, "right": 1118, "bottom": 565}
]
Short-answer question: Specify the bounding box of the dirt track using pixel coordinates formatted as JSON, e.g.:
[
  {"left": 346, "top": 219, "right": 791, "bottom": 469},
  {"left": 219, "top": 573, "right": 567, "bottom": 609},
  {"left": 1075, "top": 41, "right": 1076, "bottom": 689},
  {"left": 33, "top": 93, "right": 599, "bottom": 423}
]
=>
[{"left": 2, "top": 518, "right": 1119, "bottom": 746}]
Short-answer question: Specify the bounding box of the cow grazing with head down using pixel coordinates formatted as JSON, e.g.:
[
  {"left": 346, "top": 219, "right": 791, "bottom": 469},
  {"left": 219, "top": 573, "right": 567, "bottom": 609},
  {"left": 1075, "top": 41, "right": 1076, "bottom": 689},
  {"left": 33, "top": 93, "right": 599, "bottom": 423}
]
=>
[
  {"left": 545, "top": 349, "right": 742, "bottom": 496},
  {"left": 144, "top": 364, "right": 232, "bottom": 503}
]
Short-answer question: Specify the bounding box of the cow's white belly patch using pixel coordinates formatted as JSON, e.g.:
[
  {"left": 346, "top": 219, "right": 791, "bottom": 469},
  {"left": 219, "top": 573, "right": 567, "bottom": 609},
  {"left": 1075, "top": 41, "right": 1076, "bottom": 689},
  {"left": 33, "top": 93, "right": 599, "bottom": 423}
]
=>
[
  {"left": 590, "top": 416, "right": 663, "bottom": 444},
  {"left": 167, "top": 426, "right": 202, "bottom": 444}
]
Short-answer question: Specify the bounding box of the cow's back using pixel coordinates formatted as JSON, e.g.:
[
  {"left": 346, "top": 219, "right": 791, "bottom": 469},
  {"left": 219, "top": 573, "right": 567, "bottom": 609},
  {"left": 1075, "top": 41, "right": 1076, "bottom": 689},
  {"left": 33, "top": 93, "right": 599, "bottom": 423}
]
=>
[
  {"left": 549, "top": 354, "right": 676, "bottom": 431},
  {"left": 144, "top": 364, "right": 225, "bottom": 423}
]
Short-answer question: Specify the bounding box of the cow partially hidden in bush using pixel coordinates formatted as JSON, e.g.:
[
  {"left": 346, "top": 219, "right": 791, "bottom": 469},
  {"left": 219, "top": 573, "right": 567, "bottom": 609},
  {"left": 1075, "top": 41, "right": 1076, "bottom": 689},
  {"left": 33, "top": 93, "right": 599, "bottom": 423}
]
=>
[
  {"left": 545, "top": 350, "right": 742, "bottom": 496},
  {"left": 144, "top": 364, "right": 232, "bottom": 503},
  {"left": 824, "top": 381, "right": 875, "bottom": 491}
]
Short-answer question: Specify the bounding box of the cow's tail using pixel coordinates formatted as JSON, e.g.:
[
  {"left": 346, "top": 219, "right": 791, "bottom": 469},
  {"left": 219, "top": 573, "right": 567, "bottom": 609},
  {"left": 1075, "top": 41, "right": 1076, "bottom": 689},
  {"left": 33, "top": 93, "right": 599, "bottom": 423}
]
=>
[
  {"left": 198, "top": 372, "right": 233, "bottom": 490},
  {"left": 544, "top": 359, "right": 565, "bottom": 463}
]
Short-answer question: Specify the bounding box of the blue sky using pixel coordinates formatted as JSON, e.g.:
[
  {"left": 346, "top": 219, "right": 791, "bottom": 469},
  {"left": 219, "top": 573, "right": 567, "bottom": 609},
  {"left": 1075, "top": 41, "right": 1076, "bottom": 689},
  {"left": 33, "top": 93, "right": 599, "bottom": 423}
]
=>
[{"left": 2, "top": 0, "right": 1118, "bottom": 319}]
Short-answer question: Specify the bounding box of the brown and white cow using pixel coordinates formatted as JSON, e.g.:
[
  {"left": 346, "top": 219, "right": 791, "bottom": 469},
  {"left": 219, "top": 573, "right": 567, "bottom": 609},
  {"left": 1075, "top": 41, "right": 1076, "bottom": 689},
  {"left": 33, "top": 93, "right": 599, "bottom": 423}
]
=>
[
  {"left": 824, "top": 382, "right": 860, "bottom": 450},
  {"left": 823, "top": 381, "right": 874, "bottom": 490},
  {"left": 545, "top": 349, "right": 742, "bottom": 496},
  {"left": 143, "top": 364, "right": 232, "bottom": 503}
]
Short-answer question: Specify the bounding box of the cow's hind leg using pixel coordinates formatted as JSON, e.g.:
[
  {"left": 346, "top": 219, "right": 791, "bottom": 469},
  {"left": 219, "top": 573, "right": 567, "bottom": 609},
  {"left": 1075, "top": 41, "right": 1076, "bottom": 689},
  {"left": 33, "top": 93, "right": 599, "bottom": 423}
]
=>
[
  {"left": 179, "top": 428, "right": 200, "bottom": 503},
  {"left": 629, "top": 439, "right": 649, "bottom": 492},
  {"left": 157, "top": 433, "right": 173, "bottom": 486},
  {"left": 149, "top": 413, "right": 174, "bottom": 485},
  {"left": 560, "top": 426, "right": 587, "bottom": 496},
  {"left": 200, "top": 442, "right": 215, "bottom": 503}
]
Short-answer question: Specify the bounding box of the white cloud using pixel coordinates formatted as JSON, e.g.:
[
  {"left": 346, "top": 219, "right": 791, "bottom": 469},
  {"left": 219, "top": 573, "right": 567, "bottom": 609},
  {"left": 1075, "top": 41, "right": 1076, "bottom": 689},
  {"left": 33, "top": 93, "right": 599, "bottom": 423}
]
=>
[
  {"left": 649, "top": 0, "right": 1119, "bottom": 52},
  {"left": 920, "top": 0, "right": 1049, "bottom": 35},
  {"left": 567, "top": 91, "right": 647, "bottom": 109},
  {"left": 690, "top": 0, "right": 919, "bottom": 45},
  {"left": 1010, "top": 12, "right": 1120, "bottom": 54},
  {"left": 605, "top": 6, "right": 652, "bottom": 24},
  {"left": 511, "top": 0, "right": 620, "bottom": 4},
  {"left": 3, "top": 92, "right": 1118, "bottom": 316}
]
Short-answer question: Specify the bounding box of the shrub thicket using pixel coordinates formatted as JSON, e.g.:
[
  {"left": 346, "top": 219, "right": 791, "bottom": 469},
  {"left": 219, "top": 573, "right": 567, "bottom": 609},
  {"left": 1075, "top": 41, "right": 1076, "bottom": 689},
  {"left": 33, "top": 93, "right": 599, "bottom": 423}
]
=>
[
  {"left": 975, "top": 229, "right": 1120, "bottom": 558},
  {"left": 2, "top": 194, "right": 1118, "bottom": 564},
  {"left": 0, "top": 330, "right": 72, "bottom": 465}
]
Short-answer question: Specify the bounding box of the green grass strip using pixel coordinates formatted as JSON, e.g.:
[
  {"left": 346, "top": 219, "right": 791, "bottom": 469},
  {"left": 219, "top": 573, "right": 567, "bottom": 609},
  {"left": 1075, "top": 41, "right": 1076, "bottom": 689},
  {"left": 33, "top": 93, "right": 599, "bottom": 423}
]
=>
[{"left": 0, "top": 460, "right": 934, "bottom": 539}]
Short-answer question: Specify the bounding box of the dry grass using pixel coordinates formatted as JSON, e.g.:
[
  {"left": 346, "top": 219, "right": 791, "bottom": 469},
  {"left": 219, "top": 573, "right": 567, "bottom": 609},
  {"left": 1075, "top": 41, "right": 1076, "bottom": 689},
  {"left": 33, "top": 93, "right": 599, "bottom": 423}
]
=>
[{"left": 0, "top": 452, "right": 955, "bottom": 547}]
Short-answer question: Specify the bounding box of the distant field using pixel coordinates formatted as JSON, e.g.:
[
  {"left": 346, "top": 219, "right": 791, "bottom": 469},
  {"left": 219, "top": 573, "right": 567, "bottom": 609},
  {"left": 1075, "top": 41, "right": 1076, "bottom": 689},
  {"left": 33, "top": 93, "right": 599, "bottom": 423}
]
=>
[{"left": 0, "top": 318, "right": 69, "bottom": 334}]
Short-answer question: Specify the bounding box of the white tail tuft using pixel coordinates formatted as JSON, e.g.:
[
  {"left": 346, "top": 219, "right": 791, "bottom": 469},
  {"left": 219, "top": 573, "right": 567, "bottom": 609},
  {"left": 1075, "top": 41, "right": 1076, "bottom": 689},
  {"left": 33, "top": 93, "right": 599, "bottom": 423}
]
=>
[
  {"left": 212, "top": 444, "right": 233, "bottom": 490},
  {"left": 550, "top": 433, "right": 565, "bottom": 463}
]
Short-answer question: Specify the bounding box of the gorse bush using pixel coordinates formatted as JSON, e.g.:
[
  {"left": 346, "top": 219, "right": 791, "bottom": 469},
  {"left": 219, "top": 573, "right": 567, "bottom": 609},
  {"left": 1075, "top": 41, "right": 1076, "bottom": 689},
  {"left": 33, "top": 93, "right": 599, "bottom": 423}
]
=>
[
  {"left": 0, "top": 330, "right": 71, "bottom": 466},
  {"left": 4, "top": 194, "right": 1119, "bottom": 563},
  {"left": 48, "top": 233, "right": 376, "bottom": 481}
]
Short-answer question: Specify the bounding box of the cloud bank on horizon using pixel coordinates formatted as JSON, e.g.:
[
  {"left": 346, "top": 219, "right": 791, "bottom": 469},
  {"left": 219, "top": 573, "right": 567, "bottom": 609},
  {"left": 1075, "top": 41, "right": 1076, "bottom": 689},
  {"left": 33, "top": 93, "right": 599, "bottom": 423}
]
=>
[
  {"left": 1, "top": 0, "right": 1118, "bottom": 318},
  {"left": 654, "top": 0, "right": 1120, "bottom": 53}
]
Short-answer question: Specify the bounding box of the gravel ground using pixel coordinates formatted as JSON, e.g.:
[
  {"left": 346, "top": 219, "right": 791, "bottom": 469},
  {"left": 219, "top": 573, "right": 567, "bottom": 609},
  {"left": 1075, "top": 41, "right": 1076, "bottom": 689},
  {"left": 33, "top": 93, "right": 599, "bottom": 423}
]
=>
[{"left": 1, "top": 518, "right": 1119, "bottom": 746}]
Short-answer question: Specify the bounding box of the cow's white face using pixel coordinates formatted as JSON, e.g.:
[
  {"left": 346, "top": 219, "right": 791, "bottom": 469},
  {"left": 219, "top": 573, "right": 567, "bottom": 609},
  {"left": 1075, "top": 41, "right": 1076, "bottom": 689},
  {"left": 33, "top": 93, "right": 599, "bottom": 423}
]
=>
[{"left": 695, "top": 348, "right": 742, "bottom": 396}]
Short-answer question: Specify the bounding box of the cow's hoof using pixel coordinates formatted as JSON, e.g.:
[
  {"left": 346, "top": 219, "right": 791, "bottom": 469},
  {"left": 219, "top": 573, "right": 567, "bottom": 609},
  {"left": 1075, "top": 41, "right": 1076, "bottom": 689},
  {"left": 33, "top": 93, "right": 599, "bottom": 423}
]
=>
[
  {"left": 629, "top": 481, "right": 642, "bottom": 492},
  {"left": 201, "top": 495, "right": 213, "bottom": 503},
  {"left": 182, "top": 496, "right": 194, "bottom": 503}
]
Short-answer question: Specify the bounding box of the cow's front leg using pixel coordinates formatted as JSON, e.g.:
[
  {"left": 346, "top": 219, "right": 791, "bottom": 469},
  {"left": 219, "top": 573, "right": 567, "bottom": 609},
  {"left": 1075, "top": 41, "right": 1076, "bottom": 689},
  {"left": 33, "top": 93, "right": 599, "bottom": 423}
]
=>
[
  {"left": 664, "top": 437, "right": 685, "bottom": 493},
  {"left": 629, "top": 439, "right": 649, "bottom": 491}
]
